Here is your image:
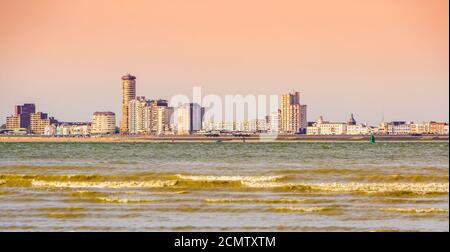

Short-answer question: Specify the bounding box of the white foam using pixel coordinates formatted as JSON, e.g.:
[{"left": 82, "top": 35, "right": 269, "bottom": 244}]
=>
[
  {"left": 175, "top": 174, "right": 285, "bottom": 182},
  {"left": 31, "top": 180, "right": 178, "bottom": 189}
]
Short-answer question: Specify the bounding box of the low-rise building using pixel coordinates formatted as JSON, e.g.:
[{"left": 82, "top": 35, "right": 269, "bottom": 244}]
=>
[
  {"left": 379, "top": 121, "right": 411, "bottom": 135},
  {"left": 427, "top": 122, "right": 448, "bottom": 135},
  {"left": 410, "top": 121, "right": 449, "bottom": 135},
  {"left": 346, "top": 124, "right": 373, "bottom": 135},
  {"left": 44, "top": 123, "right": 91, "bottom": 137},
  {"left": 306, "top": 125, "right": 320, "bottom": 135},
  {"left": 44, "top": 124, "right": 56, "bottom": 136},
  {"left": 306, "top": 116, "right": 347, "bottom": 135}
]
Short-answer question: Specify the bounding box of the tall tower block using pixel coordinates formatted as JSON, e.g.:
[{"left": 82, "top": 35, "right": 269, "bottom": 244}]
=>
[
  {"left": 120, "top": 74, "right": 136, "bottom": 134},
  {"left": 280, "top": 91, "right": 301, "bottom": 134}
]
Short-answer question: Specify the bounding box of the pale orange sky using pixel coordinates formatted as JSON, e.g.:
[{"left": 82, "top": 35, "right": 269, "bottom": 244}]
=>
[{"left": 0, "top": 0, "right": 448, "bottom": 124}]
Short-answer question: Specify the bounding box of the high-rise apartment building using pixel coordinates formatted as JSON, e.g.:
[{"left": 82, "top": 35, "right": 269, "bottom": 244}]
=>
[
  {"left": 120, "top": 74, "right": 136, "bottom": 134},
  {"left": 300, "top": 104, "right": 307, "bottom": 132},
  {"left": 176, "top": 103, "right": 203, "bottom": 135},
  {"left": 147, "top": 99, "right": 170, "bottom": 134},
  {"left": 128, "top": 96, "right": 148, "bottom": 134},
  {"left": 280, "top": 92, "right": 307, "bottom": 134},
  {"left": 91, "top": 112, "right": 116, "bottom": 134},
  {"left": 126, "top": 97, "right": 172, "bottom": 135},
  {"left": 268, "top": 111, "right": 280, "bottom": 133},
  {"left": 17, "top": 103, "right": 36, "bottom": 129}
]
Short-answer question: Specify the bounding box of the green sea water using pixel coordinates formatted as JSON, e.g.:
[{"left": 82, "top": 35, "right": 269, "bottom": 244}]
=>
[{"left": 0, "top": 142, "right": 448, "bottom": 231}]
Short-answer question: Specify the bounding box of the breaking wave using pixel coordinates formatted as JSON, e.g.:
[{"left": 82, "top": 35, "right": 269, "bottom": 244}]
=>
[
  {"left": 1, "top": 173, "right": 447, "bottom": 195},
  {"left": 381, "top": 208, "right": 449, "bottom": 214},
  {"left": 203, "top": 198, "right": 312, "bottom": 204},
  {"left": 94, "top": 197, "right": 153, "bottom": 204},
  {"left": 31, "top": 180, "right": 178, "bottom": 189},
  {"left": 241, "top": 181, "right": 449, "bottom": 195},
  {"left": 270, "top": 206, "right": 338, "bottom": 213},
  {"left": 175, "top": 174, "right": 286, "bottom": 182}
]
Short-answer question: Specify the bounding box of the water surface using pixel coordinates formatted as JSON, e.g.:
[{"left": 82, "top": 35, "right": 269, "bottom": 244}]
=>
[{"left": 0, "top": 142, "right": 448, "bottom": 231}]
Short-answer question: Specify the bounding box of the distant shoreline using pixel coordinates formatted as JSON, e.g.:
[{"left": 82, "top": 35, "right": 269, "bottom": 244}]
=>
[{"left": 0, "top": 135, "right": 448, "bottom": 143}]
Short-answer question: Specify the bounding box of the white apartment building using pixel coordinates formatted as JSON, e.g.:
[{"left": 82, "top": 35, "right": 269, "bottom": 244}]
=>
[
  {"left": 268, "top": 112, "right": 280, "bottom": 133},
  {"left": 128, "top": 97, "right": 148, "bottom": 134},
  {"left": 176, "top": 103, "right": 203, "bottom": 135},
  {"left": 91, "top": 112, "right": 115, "bottom": 135}
]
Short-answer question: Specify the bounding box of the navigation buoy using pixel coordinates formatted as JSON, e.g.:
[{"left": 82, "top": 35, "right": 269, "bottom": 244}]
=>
[{"left": 370, "top": 134, "right": 375, "bottom": 144}]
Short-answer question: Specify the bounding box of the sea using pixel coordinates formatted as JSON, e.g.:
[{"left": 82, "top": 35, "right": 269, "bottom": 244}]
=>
[{"left": 0, "top": 142, "right": 448, "bottom": 231}]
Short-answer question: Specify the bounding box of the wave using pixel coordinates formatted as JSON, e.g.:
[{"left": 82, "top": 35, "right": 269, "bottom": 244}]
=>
[
  {"left": 150, "top": 206, "right": 257, "bottom": 213},
  {"left": 270, "top": 206, "right": 337, "bottom": 213},
  {"left": 1, "top": 173, "right": 448, "bottom": 195},
  {"left": 362, "top": 174, "right": 449, "bottom": 183},
  {"left": 175, "top": 174, "right": 286, "bottom": 182},
  {"left": 0, "top": 164, "right": 107, "bottom": 171},
  {"left": 271, "top": 169, "right": 449, "bottom": 182},
  {"left": 0, "top": 190, "right": 15, "bottom": 195},
  {"left": 203, "top": 198, "right": 324, "bottom": 204},
  {"left": 94, "top": 197, "right": 153, "bottom": 204},
  {"left": 31, "top": 180, "right": 178, "bottom": 189},
  {"left": 241, "top": 181, "right": 449, "bottom": 195},
  {"left": 36, "top": 206, "right": 87, "bottom": 219},
  {"left": 381, "top": 208, "right": 449, "bottom": 214}
]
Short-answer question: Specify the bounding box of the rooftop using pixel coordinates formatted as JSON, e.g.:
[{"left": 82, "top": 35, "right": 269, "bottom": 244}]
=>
[
  {"left": 121, "top": 74, "right": 136, "bottom": 80},
  {"left": 93, "top": 112, "right": 115, "bottom": 116}
]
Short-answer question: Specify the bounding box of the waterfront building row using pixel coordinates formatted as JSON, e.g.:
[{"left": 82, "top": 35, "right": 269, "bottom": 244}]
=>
[{"left": 307, "top": 116, "right": 449, "bottom": 136}]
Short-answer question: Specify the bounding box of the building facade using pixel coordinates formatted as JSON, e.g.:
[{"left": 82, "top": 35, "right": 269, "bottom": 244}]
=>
[
  {"left": 91, "top": 112, "right": 116, "bottom": 135},
  {"left": 45, "top": 123, "right": 91, "bottom": 137},
  {"left": 306, "top": 116, "right": 347, "bottom": 135},
  {"left": 300, "top": 105, "right": 308, "bottom": 132},
  {"left": 280, "top": 92, "right": 307, "bottom": 134},
  {"left": 147, "top": 99, "right": 171, "bottom": 135},
  {"left": 268, "top": 112, "right": 280, "bottom": 133},
  {"left": 128, "top": 96, "right": 148, "bottom": 134},
  {"left": 410, "top": 121, "right": 449, "bottom": 135},
  {"left": 30, "top": 112, "right": 51, "bottom": 135},
  {"left": 379, "top": 121, "right": 411, "bottom": 135},
  {"left": 17, "top": 103, "right": 36, "bottom": 129},
  {"left": 6, "top": 115, "right": 21, "bottom": 130},
  {"left": 120, "top": 74, "right": 136, "bottom": 134},
  {"left": 176, "top": 103, "right": 203, "bottom": 135},
  {"left": 6, "top": 103, "right": 36, "bottom": 130}
]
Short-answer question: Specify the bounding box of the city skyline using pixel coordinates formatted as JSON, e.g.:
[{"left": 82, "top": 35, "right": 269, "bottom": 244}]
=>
[
  {"left": 1, "top": 0, "right": 449, "bottom": 125},
  {"left": 3, "top": 78, "right": 449, "bottom": 137},
  {"left": 1, "top": 73, "right": 449, "bottom": 129}
]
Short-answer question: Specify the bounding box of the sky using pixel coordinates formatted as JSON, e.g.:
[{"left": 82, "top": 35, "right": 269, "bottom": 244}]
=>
[{"left": 0, "top": 0, "right": 448, "bottom": 125}]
